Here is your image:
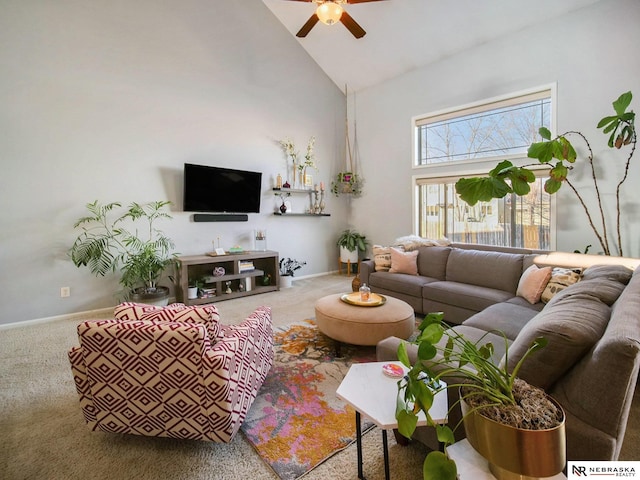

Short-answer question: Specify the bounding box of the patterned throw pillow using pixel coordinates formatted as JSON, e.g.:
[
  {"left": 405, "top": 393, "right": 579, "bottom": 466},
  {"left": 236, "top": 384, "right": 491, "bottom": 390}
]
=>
[
  {"left": 114, "top": 302, "right": 221, "bottom": 340},
  {"left": 541, "top": 267, "right": 583, "bottom": 303},
  {"left": 373, "top": 245, "right": 393, "bottom": 272},
  {"left": 516, "top": 265, "right": 552, "bottom": 304},
  {"left": 389, "top": 247, "right": 419, "bottom": 275}
]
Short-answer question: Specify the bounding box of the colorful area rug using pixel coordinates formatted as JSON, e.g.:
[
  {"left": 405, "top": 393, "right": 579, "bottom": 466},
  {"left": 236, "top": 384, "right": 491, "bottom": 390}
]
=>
[{"left": 241, "top": 319, "right": 377, "bottom": 480}]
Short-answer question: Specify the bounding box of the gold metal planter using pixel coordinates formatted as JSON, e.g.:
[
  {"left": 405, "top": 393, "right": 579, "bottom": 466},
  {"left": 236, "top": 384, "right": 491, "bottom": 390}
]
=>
[{"left": 461, "top": 395, "right": 566, "bottom": 480}]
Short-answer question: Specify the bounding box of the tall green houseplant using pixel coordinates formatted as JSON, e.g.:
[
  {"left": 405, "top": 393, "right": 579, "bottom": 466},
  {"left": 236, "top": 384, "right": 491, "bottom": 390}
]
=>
[
  {"left": 69, "top": 200, "right": 177, "bottom": 301},
  {"left": 455, "top": 91, "right": 636, "bottom": 256}
]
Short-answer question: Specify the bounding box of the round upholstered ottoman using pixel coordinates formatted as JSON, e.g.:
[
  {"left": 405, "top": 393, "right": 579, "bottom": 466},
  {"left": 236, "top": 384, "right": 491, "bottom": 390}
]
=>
[{"left": 314, "top": 293, "right": 415, "bottom": 349}]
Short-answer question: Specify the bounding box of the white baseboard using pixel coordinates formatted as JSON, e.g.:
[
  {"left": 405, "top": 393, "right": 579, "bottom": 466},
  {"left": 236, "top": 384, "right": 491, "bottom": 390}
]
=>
[
  {"left": 0, "top": 273, "right": 346, "bottom": 330},
  {"left": 0, "top": 306, "right": 116, "bottom": 330}
]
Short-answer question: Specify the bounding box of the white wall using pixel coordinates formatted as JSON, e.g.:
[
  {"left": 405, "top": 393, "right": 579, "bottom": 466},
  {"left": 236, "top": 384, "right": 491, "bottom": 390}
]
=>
[
  {"left": 351, "top": 0, "right": 640, "bottom": 257},
  {"left": 0, "top": 0, "right": 348, "bottom": 324}
]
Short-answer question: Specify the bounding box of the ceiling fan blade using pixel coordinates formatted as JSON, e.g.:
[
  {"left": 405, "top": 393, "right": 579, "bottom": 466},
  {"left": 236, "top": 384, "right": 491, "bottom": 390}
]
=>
[
  {"left": 346, "top": 0, "right": 388, "bottom": 4},
  {"left": 340, "top": 11, "right": 366, "bottom": 38},
  {"left": 296, "top": 14, "right": 319, "bottom": 37}
]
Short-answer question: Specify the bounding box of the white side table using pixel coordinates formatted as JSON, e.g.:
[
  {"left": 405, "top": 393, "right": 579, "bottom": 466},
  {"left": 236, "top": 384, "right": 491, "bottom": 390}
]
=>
[
  {"left": 447, "top": 439, "right": 567, "bottom": 479},
  {"left": 336, "top": 361, "right": 448, "bottom": 480}
]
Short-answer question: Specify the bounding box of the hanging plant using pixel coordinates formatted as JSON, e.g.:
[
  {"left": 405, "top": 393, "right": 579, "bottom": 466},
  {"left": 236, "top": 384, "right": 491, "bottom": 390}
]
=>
[
  {"left": 333, "top": 86, "right": 364, "bottom": 197},
  {"left": 331, "top": 172, "right": 364, "bottom": 196}
]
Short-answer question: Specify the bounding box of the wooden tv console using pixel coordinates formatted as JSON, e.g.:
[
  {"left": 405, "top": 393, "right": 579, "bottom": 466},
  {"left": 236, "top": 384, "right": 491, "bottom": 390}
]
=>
[{"left": 175, "top": 251, "right": 279, "bottom": 305}]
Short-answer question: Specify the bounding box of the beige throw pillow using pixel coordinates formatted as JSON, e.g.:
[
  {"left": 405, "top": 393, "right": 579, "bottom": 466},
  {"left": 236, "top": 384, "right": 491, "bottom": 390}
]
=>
[
  {"left": 541, "top": 267, "right": 583, "bottom": 303},
  {"left": 373, "top": 245, "right": 393, "bottom": 272},
  {"left": 389, "top": 247, "right": 419, "bottom": 275},
  {"left": 516, "top": 265, "right": 552, "bottom": 304}
]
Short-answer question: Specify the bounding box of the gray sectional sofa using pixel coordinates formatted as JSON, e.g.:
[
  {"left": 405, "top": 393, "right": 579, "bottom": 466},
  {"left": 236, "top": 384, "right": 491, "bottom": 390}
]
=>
[{"left": 365, "top": 243, "right": 640, "bottom": 462}]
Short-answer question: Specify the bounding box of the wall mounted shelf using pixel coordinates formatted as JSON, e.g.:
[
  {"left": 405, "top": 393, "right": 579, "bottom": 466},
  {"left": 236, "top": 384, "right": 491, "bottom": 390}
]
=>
[
  {"left": 273, "top": 188, "right": 328, "bottom": 216},
  {"left": 273, "top": 213, "right": 330, "bottom": 217}
]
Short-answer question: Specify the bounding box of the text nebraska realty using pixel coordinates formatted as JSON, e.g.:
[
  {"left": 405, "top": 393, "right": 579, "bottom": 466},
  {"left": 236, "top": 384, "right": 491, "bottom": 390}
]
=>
[{"left": 572, "top": 465, "right": 636, "bottom": 477}]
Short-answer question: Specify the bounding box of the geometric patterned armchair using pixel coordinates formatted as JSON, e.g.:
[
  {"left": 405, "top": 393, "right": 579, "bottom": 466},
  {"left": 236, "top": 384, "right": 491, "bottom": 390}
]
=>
[{"left": 68, "top": 303, "right": 273, "bottom": 443}]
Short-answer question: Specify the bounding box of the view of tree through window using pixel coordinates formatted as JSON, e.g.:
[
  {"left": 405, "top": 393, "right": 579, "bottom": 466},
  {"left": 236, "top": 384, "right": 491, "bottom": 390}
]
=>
[
  {"left": 414, "top": 89, "right": 552, "bottom": 249},
  {"left": 416, "top": 179, "right": 551, "bottom": 250}
]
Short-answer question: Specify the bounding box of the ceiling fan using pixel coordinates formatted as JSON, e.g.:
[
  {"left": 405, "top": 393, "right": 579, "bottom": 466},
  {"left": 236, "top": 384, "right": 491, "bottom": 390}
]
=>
[{"left": 286, "top": 0, "right": 387, "bottom": 39}]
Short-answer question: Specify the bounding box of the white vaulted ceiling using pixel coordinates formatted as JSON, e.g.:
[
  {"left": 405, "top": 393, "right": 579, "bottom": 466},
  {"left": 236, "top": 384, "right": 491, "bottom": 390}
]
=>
[{"left": 262, "top": 0, "right": 602, "bottom": 92}]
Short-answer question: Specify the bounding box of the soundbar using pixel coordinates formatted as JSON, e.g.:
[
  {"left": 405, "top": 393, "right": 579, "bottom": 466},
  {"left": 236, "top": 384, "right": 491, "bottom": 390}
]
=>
[{"left": 193, "top": 214, "right": 248, "bottom": 222}]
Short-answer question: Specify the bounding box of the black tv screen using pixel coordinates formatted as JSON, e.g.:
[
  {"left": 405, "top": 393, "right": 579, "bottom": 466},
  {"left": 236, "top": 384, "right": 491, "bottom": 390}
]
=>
[{"left": 183, "top": 163, "right": 262, "bottom": 213}]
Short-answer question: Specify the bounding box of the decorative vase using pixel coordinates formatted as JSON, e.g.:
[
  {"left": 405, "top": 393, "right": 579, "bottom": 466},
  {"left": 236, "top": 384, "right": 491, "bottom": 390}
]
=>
[
  {"left": 292, "top": 162, "right": 298, "bottom": 188},
  {"left": 280, "top": 275, "right": 293, "bottom": 289},
  {"left": 461, "top": 394, "right": 566, "bottom": 480},
  {"left": 254, "top": 229, "right": 267, "bottom": 251},
  {"left": 213, "top": 266, "right": 225, "bottom": 277},
  {"left": 280, "top": 201, "right": 287, "bottom": 214}
]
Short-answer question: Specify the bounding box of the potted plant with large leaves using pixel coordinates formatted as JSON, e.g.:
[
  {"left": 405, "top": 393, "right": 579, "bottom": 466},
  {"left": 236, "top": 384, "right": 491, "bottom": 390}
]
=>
[
  {"left": 455, "top": 91, "right": 636, "bottom": 257},
  {"left": 336, "top": 229, "right": 368, "bottom": 265},
  {"left": 396, "top": 312, "right": 565, "bottom": 480},
  {"left": 69, "top": 200, "right": 177, "bottom": 305}
]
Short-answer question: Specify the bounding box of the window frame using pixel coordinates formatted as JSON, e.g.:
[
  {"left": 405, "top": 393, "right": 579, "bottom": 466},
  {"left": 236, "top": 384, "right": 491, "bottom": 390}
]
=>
[{"left": 410, "top": 84, "right": 558, "bottom": 250}]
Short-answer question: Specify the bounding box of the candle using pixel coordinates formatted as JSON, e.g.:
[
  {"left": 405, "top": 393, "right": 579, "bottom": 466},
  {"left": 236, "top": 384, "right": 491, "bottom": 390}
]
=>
[{"left": 320, "top": 181, "right": 325, "bottom": 191}]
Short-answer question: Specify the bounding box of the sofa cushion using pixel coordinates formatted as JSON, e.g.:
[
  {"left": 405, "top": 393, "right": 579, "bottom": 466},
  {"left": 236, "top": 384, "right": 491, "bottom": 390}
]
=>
[
  {"left": 114, "top": 302, "right": 221, "bottom": 340},
  {"left": 416, "top": 246, "right": 451, "bottom": 280},
  {"left": 504, "top": 296, "right": 545, "bottom": 311},
  {"left": 506, "top": 293, "right": 611, "bottom": 390},
  {"left": 546, "top": 277, "right": 627, "bottom": 308},
  {"left": 389, "top": 247, "right": 419, "bottom": 275},
  {"left": 446, "top": 248, "right": 524, "bottom": 293},
  {"left": 447, "top": 325, "right": 510, "bottom": 365},
  {"left": 423, "top": 281, "right": 515, "bottom": 313},
  {"left": 369, "top": 271, "right": 436, "bottom": 297},
  {"left": 516, "top": 264, "right": 552, "bottom": 304},
  {"left": 582, "top": 264, "right": 633, "bottom": 284},
  {"left": 463, "top": 303, "right": 539, "bottom": 341},
  {"left": 540, "top": 267, "right": 583, "bottom": 303}
]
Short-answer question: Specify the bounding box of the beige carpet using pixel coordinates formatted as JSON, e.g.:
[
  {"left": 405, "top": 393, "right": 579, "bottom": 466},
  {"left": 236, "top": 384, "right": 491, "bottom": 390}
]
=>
[{"left": 0, "top": 274, "right": 637, "bottom": 480}]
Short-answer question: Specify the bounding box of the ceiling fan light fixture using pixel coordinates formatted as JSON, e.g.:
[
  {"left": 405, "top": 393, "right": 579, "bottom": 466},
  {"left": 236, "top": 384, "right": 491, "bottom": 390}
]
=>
[{"left": 316, "top": 2, "right": 343, "bottom": 25}]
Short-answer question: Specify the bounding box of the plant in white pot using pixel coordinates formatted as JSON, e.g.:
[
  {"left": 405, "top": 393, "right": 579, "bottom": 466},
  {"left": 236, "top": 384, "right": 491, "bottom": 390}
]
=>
[
  {"left": 396, "top": 312, "right": 564, "bottom": 480},
  {"left": 279, "top": 257, "right": 306, "bottom": 289},
  {"left": 69, "top": 200, "right": 177, "bottom": 305},
  {"left": 336, "top": 229, "right": 368, "bottom": 266}
]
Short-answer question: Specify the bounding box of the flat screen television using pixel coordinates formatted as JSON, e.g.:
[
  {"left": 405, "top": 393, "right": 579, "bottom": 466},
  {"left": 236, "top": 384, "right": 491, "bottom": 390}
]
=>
[{"left": 183, "top": 163, "right": 262, "bottom": 213}]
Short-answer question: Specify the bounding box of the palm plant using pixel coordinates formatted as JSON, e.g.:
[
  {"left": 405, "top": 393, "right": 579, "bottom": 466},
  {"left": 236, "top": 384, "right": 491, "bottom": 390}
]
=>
[{"left": 69, "top": 200, "right": 177, "bottom": 297}]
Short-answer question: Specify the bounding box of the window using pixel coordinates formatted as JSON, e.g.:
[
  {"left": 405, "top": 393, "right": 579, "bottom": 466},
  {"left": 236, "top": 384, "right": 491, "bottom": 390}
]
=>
[
  {"left": 413, "top": 87, "right": 554, "bottom": 250},
  {"left": 416, "top": 177, "right": 551, "bottom": 250}
]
